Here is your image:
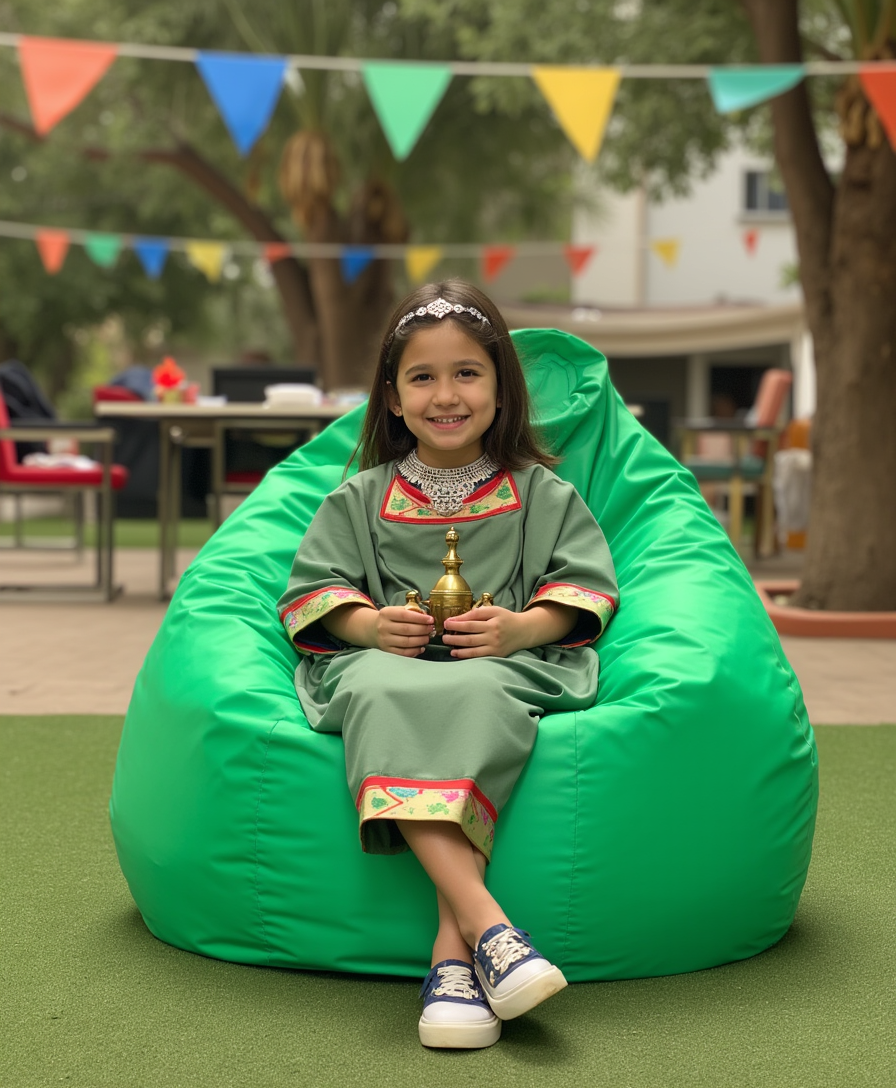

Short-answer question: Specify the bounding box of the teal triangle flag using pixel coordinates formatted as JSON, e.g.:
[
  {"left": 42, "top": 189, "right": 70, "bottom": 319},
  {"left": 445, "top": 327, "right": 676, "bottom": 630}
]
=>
[
  {"left": 362, "top": 62, "right": 452, "bottom": 160},
  {"left": 84, "top": 233, "right": 123, "bottom": 268},
  {"left": 708, "top": 66, "right": 805, "bottom": 114}
]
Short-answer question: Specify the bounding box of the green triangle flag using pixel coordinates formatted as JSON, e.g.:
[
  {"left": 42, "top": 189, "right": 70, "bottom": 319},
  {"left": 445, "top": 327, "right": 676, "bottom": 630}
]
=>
[
  {"left": 708, "top": 66, "right": 805, "bottom": 114},
  {"left": 362, "top": 62, "right": 452, "bottom": 160},
  {"left": 84, "top": 232, "right": 123, "bottom": 268}
]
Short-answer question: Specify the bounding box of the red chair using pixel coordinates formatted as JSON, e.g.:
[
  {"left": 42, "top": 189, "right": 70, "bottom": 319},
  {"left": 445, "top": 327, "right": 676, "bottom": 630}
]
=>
[{"left": 0, "top": 395, "right": 129, "bottom": 601}]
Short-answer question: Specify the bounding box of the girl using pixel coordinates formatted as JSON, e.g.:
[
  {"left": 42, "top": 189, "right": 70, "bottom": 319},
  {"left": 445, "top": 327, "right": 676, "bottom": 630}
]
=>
[{"left": 278, "top": 281, "right": 617, "bottom": 1049}]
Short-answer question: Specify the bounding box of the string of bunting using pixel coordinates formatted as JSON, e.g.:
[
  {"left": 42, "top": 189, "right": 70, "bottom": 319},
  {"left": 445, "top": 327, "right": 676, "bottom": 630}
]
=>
[
  {"left": 1, "top": 33, "right": 896, "bottom": 164},
  {"left": 0, "top": 217, "right": 769, "bottom": 283}
]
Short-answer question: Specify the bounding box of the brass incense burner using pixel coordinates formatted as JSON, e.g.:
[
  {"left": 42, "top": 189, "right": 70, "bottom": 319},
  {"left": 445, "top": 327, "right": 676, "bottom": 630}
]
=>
[{"left": 405, "top": 526, "right": 493, "bottom": 636}]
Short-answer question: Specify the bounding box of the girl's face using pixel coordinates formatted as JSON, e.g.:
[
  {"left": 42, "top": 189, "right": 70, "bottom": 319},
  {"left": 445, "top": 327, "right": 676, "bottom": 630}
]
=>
[{"left": 387, "top": 321, "right": 500, "bottom": 468}]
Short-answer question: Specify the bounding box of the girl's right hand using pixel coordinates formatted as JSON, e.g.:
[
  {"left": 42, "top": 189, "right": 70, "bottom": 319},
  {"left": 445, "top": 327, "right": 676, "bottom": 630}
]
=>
[{"left": 376, "top": 606, "right": 435, "bottom": 657}]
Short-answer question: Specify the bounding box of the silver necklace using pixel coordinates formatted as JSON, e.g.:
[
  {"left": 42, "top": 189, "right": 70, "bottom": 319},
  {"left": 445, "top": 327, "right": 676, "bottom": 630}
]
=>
[{"left": 397, "top": 449, "right": 500, "bottom": 515}]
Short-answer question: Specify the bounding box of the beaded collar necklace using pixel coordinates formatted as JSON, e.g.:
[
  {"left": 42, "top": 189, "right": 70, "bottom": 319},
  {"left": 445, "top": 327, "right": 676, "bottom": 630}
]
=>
[{"left": 396, "top": 449, "right": 500, "bottom": 516}]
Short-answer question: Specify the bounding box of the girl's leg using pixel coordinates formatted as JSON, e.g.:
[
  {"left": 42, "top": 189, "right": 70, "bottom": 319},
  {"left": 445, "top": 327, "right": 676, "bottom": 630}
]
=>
[{"left": 397, "top": 821, "right": 510, "bottom": 952}]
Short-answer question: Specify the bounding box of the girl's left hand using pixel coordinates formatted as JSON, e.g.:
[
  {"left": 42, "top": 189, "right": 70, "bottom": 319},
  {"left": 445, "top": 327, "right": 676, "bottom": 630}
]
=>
[{"left": 441, "top": 606, "right": 527, "bottom": 659}]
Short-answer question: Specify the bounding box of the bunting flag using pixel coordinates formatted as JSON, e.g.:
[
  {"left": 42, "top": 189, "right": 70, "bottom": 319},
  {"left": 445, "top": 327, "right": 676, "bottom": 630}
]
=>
[
  {"left": 743, "top": 228, "right": 759, "bottom": 256},
  {"left": 405, "top": 245, "right": 443, "bottom": 283},
  {"left": 651, "top": 238, "right": 680, "bottom": 268},
  {"left": 563, "top": 244, "right": 596, "bottom": 275},
  {"left": 707, "top": 65, "right": 805, "bottom": 114},
  {"left": 18, "top": 37, "right": 118, "bottom": 135},
  {"left": 341, "top": 246, "right": 375, "bottom": 283},
  {"left": 185, "top": 241, "right": 227, "bottom": 282},
  {"left": 263, "top": 242, "right": 294, "bottom": 264},
  {"left": 34, "top": 229, "right": 70, "bottom": 274},
  {"left": 859, "top": 66, "right": 896, "bottom": 149},
  {"left": 362, "top": 63, "right": 453, "bottom": 160},
  {"left": 84, "top": 232, "right": 122, "bottom": 268},
  {"left": 532, "top": 67, "right": 621, "bottom": 161},
  {"left": 195, "top": 52, "right": 288, "bottom": 156},
  {"left": 482, "top": 245, "right": 515, "bottom": 281},
  {"left": 133, "top": 238, "right": 170, "bottom": 278}
]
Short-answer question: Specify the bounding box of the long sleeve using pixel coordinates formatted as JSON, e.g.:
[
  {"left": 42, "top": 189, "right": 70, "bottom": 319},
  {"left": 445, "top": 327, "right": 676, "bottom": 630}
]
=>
[
  {"left": 277, "top": 488, "right": 377, "bottom": 655},
  {"left": 521, "top": 471, "right": 618, "bottom": 647}
]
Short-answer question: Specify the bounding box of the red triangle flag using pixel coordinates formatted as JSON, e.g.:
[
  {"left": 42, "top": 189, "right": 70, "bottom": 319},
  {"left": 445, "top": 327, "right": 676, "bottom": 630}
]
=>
[
  {"left": 563, "top": 244, "right": 596, "bottom": 276},
  {"left": 482, "top": 245, "right": 515, "bottom": 282},
  {"left": 19, "top": 37, "right": 118, "bottom": 135},
  {"left": 263, "top": 242, "right": 293, "bottom": 264},
  {"left": 859, "top": 66, "right": 896, "bottom": 148},
  {"left": 743, "top": 228, "right": 759, "bottom": 256},
  {"left": 35, "top": 229, "right": 70, "bottom": 274}
]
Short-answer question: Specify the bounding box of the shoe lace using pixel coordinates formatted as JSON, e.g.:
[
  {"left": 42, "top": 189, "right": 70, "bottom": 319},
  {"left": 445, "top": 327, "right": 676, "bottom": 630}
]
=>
[
  {"left": 431, "top": 964, "right": 479, "bottom": 999},
  {"left": 481, "top": 929, "right": 531, "bottom": 975}
]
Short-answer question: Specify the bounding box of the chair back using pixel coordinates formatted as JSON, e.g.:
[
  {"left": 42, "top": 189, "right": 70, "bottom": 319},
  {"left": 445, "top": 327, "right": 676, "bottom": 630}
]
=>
[
  {"left": 746, "top": 368, "right": 792, "bottom": 428},
  {"left": 0, "top": 393, "right": 19, "bottom": 478}
]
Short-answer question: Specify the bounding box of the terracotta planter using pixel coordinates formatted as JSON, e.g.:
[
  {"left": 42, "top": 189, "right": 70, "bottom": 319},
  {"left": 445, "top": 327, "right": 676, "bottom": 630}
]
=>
[{"left": 755, "top": 579, "right": 896, "bottom": 639}]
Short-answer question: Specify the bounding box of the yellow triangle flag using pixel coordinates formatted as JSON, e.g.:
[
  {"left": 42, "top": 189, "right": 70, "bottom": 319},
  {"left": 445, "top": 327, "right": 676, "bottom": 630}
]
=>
[
  {"left": 532, "top": 66, "right": 621, "bottom": 162},
  {"left": 186, "top": 241, "right": 227, "bottom": 282},
  {"left": 405, "top": 245, "right": 443, "bottom": 283},
  {"left": 651, "top": 238, "right": 681, "bottom": 268}
]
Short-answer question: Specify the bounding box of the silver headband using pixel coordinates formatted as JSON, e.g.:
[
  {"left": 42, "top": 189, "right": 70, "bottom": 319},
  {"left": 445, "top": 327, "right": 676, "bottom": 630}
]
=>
[{"left": 387, "top": 297, "right": 490, "bottom": 344}]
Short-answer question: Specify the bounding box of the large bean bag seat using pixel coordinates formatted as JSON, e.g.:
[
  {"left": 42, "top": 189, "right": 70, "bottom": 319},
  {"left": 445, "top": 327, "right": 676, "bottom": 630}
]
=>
[{"left": 110, "top": 329, "right": 818, "bottom": 981}]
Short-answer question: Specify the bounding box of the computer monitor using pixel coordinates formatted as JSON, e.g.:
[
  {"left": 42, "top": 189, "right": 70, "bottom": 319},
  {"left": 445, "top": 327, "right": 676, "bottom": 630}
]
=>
[{"left": 212, "top": 366, "right": 318, "bottom": 403}]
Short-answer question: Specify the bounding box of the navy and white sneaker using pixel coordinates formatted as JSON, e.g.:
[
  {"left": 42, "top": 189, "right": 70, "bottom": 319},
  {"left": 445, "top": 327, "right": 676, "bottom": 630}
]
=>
[
  {"left": 418, "top": 959, "right": 501, "bottom": 1049},
  {"left": 474, "top": 924, "right": 567, "bottom": 1020}
]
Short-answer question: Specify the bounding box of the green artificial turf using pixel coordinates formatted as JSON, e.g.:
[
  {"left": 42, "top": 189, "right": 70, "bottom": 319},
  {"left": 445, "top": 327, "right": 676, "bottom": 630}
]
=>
[{"left": 1, "top": 719, "right": 893, "bottom": 1088}]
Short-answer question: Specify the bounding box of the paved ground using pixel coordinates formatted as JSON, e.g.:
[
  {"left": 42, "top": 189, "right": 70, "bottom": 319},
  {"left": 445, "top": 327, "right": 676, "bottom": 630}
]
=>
[{"left": 1, "top": 545, "right": 894, "bottom": 723}]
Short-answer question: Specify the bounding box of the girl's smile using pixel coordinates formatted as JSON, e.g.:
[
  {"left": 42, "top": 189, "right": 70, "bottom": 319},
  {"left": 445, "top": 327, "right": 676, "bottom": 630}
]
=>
[{"left": 388, "top": 322, "right": 500, "bottom": 468}]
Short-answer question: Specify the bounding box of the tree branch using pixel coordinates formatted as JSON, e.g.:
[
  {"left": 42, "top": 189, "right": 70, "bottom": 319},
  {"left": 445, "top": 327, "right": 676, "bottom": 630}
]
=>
[{"left": 739, "top": 0, "right": 835, "bottom": 322}]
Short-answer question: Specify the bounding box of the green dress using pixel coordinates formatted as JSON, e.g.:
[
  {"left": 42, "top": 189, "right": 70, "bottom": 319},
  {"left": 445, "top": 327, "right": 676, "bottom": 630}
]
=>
[{"left": 278, "top": 460, "right": 618, "bottom": 859}]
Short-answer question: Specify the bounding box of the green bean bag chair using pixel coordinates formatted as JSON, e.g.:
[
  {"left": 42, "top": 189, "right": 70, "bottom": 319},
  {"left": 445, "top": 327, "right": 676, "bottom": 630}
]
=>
[{"left": 110, "top": 329, "right": 817, "bottom": 981}]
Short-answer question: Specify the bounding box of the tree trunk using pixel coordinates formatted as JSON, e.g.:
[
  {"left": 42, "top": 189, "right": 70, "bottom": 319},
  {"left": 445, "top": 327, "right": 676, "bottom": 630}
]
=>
[{"left": 742, "top": 0, "right": 896, "bottom": 610}]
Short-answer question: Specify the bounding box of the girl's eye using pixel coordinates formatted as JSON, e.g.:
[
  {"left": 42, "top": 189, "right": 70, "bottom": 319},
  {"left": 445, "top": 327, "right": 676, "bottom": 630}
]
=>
[
  {"left": 458, "top": 369, "right": 479, "bottom": 378},
  {"left": 410, "top": 373, "right": 432, "bottom": 382}
]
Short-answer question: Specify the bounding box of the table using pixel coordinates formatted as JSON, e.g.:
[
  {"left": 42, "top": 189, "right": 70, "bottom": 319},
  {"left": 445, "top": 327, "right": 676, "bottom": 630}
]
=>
[{"left": 95, "top": 401, "right": 352, "bottom": 599}]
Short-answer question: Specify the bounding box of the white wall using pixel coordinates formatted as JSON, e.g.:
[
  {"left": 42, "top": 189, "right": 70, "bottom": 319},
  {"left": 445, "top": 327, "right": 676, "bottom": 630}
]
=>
[{"left": 573, "top": 146, "right": 802, "bottom": 308}]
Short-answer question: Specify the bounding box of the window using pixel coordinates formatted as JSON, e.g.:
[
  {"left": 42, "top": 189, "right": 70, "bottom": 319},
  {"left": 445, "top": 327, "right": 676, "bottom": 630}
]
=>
[{"left": 744, "top": 170, "right": 790, "bottom": 215}]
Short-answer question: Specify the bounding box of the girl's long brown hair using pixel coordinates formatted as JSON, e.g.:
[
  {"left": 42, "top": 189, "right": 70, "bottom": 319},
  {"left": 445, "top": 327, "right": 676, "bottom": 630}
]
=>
[{"left": 351, "top": 280, "right": 557, "bottom": 472}]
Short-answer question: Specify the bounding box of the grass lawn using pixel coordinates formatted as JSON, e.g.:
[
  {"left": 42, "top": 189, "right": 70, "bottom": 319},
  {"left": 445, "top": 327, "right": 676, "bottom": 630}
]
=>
[{"left": 0, "top": 517, "right": 215, "bottom": 549}]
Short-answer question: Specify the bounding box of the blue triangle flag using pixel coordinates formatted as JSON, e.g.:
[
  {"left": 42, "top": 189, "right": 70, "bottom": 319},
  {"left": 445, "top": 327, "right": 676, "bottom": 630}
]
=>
[
  {"left": 196, "top": 52, "right": 288, "bottom": 156},
  {"left": 133, "top": 238, "right": 170, "bottom": 279},
  {"left": 341, "top": 246, "right": 376, "bottom": 284},
  {"left": 708, "top": 66, "right": 805, "bottom": 114}
]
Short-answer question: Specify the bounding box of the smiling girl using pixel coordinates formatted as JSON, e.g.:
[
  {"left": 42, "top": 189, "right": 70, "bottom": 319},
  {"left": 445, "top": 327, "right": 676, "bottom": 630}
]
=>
[{"left": 278, "top": 281, "right": 618, "bottom": 1049}]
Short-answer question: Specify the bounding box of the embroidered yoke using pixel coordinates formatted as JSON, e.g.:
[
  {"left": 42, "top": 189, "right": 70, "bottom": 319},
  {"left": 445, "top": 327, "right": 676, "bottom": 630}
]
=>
[{"left": 278, "top": 461, "right": 618, "bottom": 859}]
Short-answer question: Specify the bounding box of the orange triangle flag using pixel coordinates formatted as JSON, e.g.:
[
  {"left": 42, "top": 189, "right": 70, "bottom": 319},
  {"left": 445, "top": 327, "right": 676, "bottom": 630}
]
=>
[
  {"left": 482, "top": 245, "right": 515, "bottom": 282},
  {"left": 35, "top": 229, "right": 70, "bottom": 274},
  {"left": 264, "top": 242, "right": 294, "bottom": 264},
  {"left": 859, "top": 65, "right": 896, "bottom": 149},
  {"left": 532, "top": 67, "right": 621, "bottom": 162},
  {"left": 19, "top": 37, "right": 118, "bottom": 135},
  {"left": 743, "top": 228, "right": 759, "bottom": 256},
  {"left": 564, "top": 244, "right": 596, "bottom": 276}
]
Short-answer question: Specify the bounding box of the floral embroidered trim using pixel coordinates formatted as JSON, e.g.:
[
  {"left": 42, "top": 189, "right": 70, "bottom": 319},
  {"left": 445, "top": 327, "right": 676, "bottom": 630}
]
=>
[
  {"left": 357, "top": 776, "right": 497, "bottom": 860},
  {"left": 526, "top": 582, "right": 617, "bottom": 645},
  {"left": 380, "top": 470, "right": 521, "bottom": 523},
  {"left": 280, "top": 585, "right": 376, "bottom": 655}
]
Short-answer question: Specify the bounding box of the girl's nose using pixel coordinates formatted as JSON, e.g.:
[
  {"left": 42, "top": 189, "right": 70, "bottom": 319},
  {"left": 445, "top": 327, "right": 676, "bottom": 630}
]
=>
[{"left": 432, "top": 380, "right": 459, "bottom": 405}]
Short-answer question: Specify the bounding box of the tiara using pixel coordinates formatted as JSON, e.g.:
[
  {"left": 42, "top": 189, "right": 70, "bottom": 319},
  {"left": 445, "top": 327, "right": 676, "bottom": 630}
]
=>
[{"left": 387, "top": 297, "right": 490, "bottom": 343}]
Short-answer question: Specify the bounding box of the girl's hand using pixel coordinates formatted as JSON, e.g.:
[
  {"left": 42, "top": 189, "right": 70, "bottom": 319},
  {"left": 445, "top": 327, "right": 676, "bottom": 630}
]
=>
[
  {"left": 375, "top": 606, "right": 435, "bottom": 657},
  {"left": 441, "top": 606, "right": 528, "bottom": 659}
]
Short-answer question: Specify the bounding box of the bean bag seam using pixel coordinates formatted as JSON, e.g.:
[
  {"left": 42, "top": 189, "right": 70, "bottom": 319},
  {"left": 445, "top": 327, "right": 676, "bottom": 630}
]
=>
[
  {"left": 560, "top": 710, "right": 581, "bottom": 969},
  {"left": 251, "top": 719, "right": 281, "bottom": 966}
]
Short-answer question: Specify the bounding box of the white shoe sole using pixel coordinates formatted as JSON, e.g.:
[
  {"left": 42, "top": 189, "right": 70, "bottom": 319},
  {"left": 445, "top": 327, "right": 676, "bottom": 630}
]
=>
[
  {"left": 476, "top": 962, "right": 568, "bottom": 1020},
  {"left": 418, "top": 1013, "right": 501, "bottom": 1049}
]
